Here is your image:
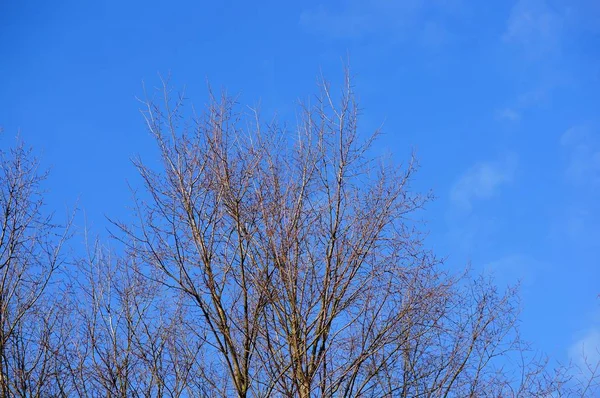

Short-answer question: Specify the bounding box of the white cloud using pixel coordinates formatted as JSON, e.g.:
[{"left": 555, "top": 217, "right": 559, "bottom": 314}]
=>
[
  {"left": 561, "top": 126, "right": 600, "bottom": 187},
  {"left": 548, "top": 196, "right": 600, "bottom": 249},
  {"left": 299, "top": 0, "right": 460, "bottom": 43},
  {"left": 300, "top": 0, "right": 417, "bottom": 39},
  {"left": 503, "top": 0, "right": 563, "bottom": 58},
  {"left": 446, "top": 215, "right": 497, "bottom": 254},
  {"left": 569, "top": 329, "right": 600, "bottom": 370},
  {"left": 299, "top": 3, "right": 374, "bottom": 39},
  {"left": 499, "top": 0, "right": 573, "bottom": 120},
  {"left": 560, "top": 125, "right": 591, "bottom": 147},
  {"left": 566, "top": 151, "right": 600, "bottom": 185},
  {"left": 450, "top": 153, "right": 518, "bottom": 211},
  {"left": 495, "top": 108, "right": 521, "bottom": 122},
  {"left": 484, "top": 254, "right": 541, "bottom": 287},
  {"left": 496, "top": 85, "right": 554, "bottom": 123}
]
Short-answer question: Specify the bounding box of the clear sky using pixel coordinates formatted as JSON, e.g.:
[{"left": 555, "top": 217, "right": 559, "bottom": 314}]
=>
[{"left": 1, "top": 0, "right": 599, "bottom": 369}]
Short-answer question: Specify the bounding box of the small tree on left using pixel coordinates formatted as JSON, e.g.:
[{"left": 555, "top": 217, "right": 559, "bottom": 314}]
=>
[{"left": 0, "top": 136, "right": 70, "bottom": 396}]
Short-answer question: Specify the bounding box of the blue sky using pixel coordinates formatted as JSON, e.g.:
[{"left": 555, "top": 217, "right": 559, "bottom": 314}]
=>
[{"left": 1, "top": 0, "right": 599, "bottom": 368}]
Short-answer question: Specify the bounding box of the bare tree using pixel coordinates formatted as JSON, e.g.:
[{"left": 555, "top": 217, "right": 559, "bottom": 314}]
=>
[
  {"left": 0, "top": 138, "right": 70, "bottom": 396},
  {"left": 2, "top": 71, "right": 596, "bottom": 397},
  {"left": 56, "top": 235, "right": 207, "bottom": 397},
  {"left": 114, "top": 72, "right": 597, "bottom": 398},
  {"left": 116, "top": 81, "right": 273, "bottom": 397}
]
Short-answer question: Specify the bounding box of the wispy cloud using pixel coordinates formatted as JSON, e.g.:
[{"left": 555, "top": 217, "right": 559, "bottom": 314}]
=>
[
  {"left": 495, "top": 108, "right": 521, "bottom": 122},
  {"left": 499, "top": 1, "right": 599, "bottom": 121},
  {"left": 450, "top": 153, "right": 518, "bottom": 211},
  {"left": 503, "top": 0, "right": 564, "bottom": 58},
  {"left": 484, "top": 254, "right": 541, "bottom": 287},
  {"left": 299, "top": 3, "right": 378, "bottom": 40},
  {"left": 561, "top": 125, "right": 600, "bottom": 187},
  {"left": 498, "top": 0, "right": 572, "bottom": 120},
  {"left": 546, "top": 126, "right": 600, "bottom": 248},
  {"left": 299, "top": 0, "right": 458, "bottom": 45},
  {"left": 569, "top": 328, "right": 600, "bottom": 372},
  {"left": 495, "top": 85, "right": 556, "bottom": 125}
]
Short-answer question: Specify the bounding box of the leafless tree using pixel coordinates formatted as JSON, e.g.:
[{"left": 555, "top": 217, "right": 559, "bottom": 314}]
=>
[
  {"left": 56, "top": 235, "right": 207, "bottom": 397},
  {"left": 2, "top": 70, "right": 597, "bottom": 397},
  {"left": 0, "top": 138, "right": 70, "bottom": 396},
  {"left": 114, "top": 72, "right": 598, "bottom": 398},
  {"left": 116, "top": 81, "right": 272, "bottom": 397}
]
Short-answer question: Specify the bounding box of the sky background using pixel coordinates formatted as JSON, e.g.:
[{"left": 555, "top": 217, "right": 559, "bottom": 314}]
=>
[{"left": 1, "top": 0, "right": 599, "bottom": 369}]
